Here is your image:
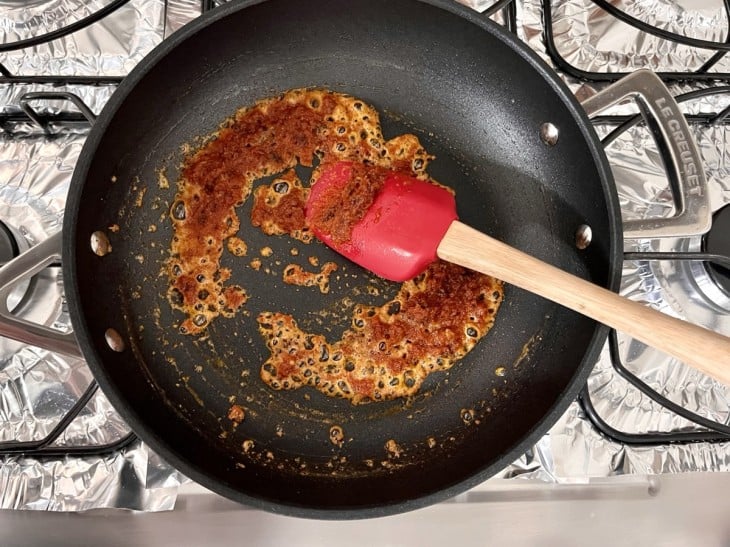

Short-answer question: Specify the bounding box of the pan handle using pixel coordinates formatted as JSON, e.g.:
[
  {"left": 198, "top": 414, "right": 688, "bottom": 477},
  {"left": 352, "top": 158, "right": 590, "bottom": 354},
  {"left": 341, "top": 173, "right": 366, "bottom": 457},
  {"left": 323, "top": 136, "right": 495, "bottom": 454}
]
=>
[
  {"left": 580, "top": 69, "right": 711, "bottom": 239},
  {"left": 0, "top": 231, "right": 82, "bottom": 358}
]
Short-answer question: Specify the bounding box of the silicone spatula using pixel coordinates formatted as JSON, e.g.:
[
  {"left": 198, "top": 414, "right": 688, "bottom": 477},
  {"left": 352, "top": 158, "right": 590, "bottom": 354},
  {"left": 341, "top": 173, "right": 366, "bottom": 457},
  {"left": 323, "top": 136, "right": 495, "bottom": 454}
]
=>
[{"left": 306, "top": 160, "right": 730, "bottom": 385}]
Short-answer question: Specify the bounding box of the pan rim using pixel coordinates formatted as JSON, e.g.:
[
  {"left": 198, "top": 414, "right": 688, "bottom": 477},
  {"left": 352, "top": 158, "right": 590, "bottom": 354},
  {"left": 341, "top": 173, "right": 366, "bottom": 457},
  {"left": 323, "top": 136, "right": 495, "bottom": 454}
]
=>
[{"left": 63, "top": 0, "right": 622, "bottom": 519}]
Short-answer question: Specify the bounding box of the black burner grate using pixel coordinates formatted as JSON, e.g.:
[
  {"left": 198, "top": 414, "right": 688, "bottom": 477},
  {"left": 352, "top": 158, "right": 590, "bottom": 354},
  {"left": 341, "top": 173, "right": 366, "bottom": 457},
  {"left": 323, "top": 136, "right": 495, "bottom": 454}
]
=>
[
  {"left": 0, "top": 0, "right": 130, "bottom": 86},
  {"left": 0, "top": 383, "right": 137, "bottom": 457},
  {"left": 543, "top": 0, "right": 730, "bottom": 82}
]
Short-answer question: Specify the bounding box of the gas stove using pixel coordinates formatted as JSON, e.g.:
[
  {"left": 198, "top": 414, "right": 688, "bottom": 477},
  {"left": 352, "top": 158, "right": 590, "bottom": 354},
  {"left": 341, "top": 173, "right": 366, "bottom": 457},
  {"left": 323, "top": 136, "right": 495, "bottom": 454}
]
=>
[{"left": 1, "top": 0, "right": 729, "bottom": 519}]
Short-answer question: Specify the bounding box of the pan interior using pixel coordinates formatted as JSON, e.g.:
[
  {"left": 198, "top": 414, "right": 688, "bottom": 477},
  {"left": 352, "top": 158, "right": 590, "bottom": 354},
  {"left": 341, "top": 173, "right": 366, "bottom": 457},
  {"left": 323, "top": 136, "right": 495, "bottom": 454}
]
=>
[{"left": 66, "top": 0, "right": 616, "bottom": 516}]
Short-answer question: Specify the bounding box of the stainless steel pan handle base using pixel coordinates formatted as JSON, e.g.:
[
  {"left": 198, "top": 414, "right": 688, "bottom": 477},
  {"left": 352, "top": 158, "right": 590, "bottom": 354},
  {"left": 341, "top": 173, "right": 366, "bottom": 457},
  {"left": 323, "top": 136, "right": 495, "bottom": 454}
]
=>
[
  {"left": 581, "top": 69, "right": 711, "bottom": 239},
  {"left": 0, "top": 231, "right": 82, "bottom": 357}
]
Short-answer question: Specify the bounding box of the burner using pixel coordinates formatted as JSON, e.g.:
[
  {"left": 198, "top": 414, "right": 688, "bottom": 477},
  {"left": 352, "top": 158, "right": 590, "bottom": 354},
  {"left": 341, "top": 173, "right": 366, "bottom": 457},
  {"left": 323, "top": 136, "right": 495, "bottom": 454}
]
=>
[
  {"left": 0, "top": 220, "right": 32, "bottom": 313},
  {"left": 703, "top": 205, "right": 730, "bottom": 297}
]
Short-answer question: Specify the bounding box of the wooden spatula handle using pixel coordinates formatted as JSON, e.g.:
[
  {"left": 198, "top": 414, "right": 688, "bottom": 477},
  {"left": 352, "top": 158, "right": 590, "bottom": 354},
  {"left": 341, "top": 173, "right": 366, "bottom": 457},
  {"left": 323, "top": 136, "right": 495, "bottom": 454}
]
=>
[{"left": 438, "top": 221, "right": 730, "bottom": 385}]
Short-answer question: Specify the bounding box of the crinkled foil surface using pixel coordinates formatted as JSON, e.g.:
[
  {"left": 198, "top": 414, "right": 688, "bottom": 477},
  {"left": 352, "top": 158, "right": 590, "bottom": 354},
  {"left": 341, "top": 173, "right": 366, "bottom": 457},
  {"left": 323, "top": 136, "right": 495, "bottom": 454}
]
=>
[
  {"left": 0, "top": 0, "right": 199, "bottom": 512},
  {"left": 0, "top": 0, "right": 196, "bottom": 117},
  {"left": 1, "top": 0, "right": 730, "bottom": 511},
  {"left": 541, "top": 0, "right": 730, "bottom": 75}
]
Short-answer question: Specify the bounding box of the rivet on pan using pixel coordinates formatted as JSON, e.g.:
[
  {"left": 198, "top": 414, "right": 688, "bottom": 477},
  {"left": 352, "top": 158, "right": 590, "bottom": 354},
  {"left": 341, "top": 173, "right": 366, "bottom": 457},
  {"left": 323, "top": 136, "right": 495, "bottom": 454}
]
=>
[
  {"left": 540, "top": 122, "right": 559, "bottom": 146},
  {"left": 90, "top": 231, "right": 112, "bottom": 256},
  {"left": 575, "top": 224, "right": 593, "bottom": 250},
  {"left": 104, "top": 328, "right": 126, "bottom": 352}
]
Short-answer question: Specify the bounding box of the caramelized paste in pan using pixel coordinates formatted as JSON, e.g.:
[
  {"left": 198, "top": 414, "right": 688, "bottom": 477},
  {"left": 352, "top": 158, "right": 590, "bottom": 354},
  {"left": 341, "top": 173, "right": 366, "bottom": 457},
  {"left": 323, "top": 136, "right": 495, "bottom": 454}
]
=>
[
  {"left": 168, "top": 88, "right": 503, "bottom": 403},
  {"left": 306, "top": 162, "right": 389, "bottom": 245},
  {"left": 259, "top": 262, "right": 502, "bottom": 403}
]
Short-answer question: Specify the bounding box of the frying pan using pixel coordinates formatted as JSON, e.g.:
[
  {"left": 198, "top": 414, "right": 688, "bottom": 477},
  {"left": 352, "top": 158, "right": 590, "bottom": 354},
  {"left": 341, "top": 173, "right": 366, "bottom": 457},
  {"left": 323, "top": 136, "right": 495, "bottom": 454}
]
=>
[{"left": 0, "top": 0, "right": 708, "bottom": 519}]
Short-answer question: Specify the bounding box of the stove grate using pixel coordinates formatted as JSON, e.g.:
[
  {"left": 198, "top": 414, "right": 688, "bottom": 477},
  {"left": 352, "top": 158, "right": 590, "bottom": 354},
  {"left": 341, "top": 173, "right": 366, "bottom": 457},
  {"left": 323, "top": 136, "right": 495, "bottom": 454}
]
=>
[
  {"left": 0, "top": 382, "right": 137, "bottom": 457},
  {"left": 543, "top": 0, "right": 730, "bottom": 82}
]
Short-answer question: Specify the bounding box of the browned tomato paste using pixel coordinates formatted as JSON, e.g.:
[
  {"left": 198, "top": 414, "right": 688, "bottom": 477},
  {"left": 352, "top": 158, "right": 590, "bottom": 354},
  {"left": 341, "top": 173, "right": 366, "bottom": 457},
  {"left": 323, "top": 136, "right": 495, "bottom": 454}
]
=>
[
  {"left": 251, "top": 169, "right": 312, "bottom": 243},
  {"left": 259, "top": 261, "right": 502, "bottom": 403},
  {"left": 167, "top": 88, "right": 503, "bottom": 404},
  {"left": 307, "top": 162, "right": 389, "bottom": 245}
]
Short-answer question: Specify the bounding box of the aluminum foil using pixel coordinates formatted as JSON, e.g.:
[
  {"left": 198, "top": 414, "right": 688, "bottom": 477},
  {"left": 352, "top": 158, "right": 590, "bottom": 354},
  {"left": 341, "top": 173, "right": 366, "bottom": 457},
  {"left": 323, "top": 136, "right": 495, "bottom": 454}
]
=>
[
  {"left": 0, "top": 0, "right": 166, "bottom": 77},
  {"left": 542, "top": 0, "right": 730, "bottom": 75},
  {"left": 0, "top": 442, "right": 184, "bottom": 510},
  {"left": 0, "top": 128, "right": 184, "bottom": 510},
  {"left": 549, "top": 400, "right": 730, "bottom": 477},
  {"left": 165, "top": 0, "right": 203, "bottom": 37},
  {"left": 0, "top": 0, "right": 201, "bottom": 120}
]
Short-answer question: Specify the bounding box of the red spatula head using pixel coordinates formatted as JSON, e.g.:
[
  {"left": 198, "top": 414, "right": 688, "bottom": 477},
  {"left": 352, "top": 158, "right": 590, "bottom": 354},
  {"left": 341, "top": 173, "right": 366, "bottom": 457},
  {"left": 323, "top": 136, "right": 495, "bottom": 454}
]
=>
[{"left": 306, "top": 161, "right": 458, "bottom": 281}]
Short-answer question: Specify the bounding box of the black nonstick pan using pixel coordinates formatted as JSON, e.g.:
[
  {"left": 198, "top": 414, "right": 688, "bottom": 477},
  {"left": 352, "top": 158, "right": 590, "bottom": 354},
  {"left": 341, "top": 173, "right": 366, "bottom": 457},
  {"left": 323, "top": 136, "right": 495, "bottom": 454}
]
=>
[{"left": 0, "top": 0, "right": 707, "bottom": 519}]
